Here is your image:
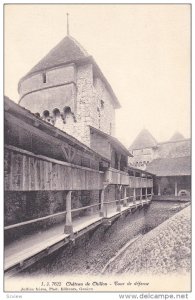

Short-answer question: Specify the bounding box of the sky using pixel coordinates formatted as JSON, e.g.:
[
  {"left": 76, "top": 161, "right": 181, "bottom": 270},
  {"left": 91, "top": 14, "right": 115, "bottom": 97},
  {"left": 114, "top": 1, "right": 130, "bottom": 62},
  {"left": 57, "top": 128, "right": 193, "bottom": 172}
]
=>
[{"left": 4, "top": 4, "right": 191, "bottom": 147}]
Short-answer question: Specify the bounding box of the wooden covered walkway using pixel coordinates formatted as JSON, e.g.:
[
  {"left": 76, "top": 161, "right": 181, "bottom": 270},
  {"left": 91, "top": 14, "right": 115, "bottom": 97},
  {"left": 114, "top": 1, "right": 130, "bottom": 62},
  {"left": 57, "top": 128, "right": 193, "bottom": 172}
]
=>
[{"left": 4, "top": 198, "right": 151, "bottom": 277}]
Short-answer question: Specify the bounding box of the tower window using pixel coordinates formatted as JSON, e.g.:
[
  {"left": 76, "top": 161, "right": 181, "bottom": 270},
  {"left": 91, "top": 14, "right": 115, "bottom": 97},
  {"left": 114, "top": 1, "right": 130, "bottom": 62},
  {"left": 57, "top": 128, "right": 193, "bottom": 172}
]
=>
[
  {"left": 101, "top": 100, "right": 104, "bottom": 109},
  {"left": 43, "top": 110, "right": 49, "bottom": 118},
  {"left": 42, "top": 72, "right": 47, "bottom": 83},
  {"left": 53, "top": 108, "right": 60, "bottom": 117}
]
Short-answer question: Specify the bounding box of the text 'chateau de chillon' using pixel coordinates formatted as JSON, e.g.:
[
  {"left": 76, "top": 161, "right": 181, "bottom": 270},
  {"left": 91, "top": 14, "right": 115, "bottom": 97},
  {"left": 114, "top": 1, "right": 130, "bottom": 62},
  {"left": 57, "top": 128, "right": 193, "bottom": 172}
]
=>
[{"left": 4, "top": 27, "right": 191, "bottom": 280}]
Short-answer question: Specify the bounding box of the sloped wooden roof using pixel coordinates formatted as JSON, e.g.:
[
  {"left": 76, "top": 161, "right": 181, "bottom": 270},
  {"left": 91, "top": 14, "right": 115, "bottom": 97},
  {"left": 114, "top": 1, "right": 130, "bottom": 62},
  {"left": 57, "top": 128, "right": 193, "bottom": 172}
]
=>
[
  {"left": 146, "top": 156, "right": 191, "bottom": 177},
  {"left": 129, "top": 129, "right": 157, "bottom": 150},
  {"left": 4, "top": 96, "right": 110, "bottom": 162},
  {"left": 23, "top": 35, "right": 89, "bottom": 78},
  {"left": 89, "top": 126, "right": 132, "bottom": 157},
  {"left": 18, "top": 35, "right": 121, "bottom": 109}
]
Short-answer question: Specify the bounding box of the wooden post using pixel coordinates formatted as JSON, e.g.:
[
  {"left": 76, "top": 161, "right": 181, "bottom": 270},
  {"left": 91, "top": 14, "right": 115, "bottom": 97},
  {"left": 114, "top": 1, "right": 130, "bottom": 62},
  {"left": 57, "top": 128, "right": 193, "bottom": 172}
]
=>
[
  {"left": 158, "top": 181, "right": 161, "bottom": 196},
  {"left": 140, "top": 188, "right": 142, "bottom": 201},
  {"left": 133, "top": 188, "right": 136, "bottom": 203},
  {"left": 100, "top": 187, "right": 105, "bottom": 217},
  {"left": 123, "top": 187, "right": 128, "bottom": 207},
  {"left": 64, "top": 191, "right": 73, "bottom": 235},
  {"left": 117, "top": 185, "right": 122, "bottom": 212},
  {"left": 175, "top": 179, "right": 178, "bottom": 196},
  {"left": 146, "top": 187, "right": 148, "bottom": 199},
  {"left": 99, "top": 183, "right": 109, "bottom": 217},
  {"left": 105, "top": 203, "right": 108, "bottom": 218}
]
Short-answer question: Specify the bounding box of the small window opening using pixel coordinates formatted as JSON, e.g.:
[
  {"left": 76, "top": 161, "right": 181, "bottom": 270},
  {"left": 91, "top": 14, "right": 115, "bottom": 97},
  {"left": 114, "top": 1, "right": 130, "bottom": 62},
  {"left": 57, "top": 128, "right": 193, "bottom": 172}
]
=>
[
  {"left": 53, "top": 108, "right": 60, "bottom": 117},
  {"left": 64, "top": 106, "right": 71, "bottom": 114},
  {"left": 101, "top": 100, "right": 104, "bottom": 109},
  {"left": 42, "top": 72, "right": 47, "bottom": 83},
  {"left": 43, "top": 110, "right": 49, "bottom": 118}
]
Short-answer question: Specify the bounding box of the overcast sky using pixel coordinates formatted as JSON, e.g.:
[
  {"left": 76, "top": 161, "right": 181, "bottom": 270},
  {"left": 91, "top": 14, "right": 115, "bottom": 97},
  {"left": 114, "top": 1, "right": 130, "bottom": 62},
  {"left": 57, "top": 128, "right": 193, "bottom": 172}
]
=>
[{"left": 4, "top": 4, "right": 190, "bottom": 147}]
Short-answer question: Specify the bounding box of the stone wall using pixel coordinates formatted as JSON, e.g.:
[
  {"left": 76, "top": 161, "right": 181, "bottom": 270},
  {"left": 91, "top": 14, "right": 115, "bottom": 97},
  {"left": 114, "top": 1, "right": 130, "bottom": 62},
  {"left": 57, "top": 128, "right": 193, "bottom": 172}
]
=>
[
  {"left": 130, "top": 139, "right": 191, "bottom": 169},
  {"left": 19, "top": 63, "right": 117, "bottom": 149},
  {"left": 129, "top": 147, "right": 154, "bottom": 169},
  {"left": 19, "top": 64, "right": 76, "bottom": 97},
  {"left": 19, "top": 64, "right": 77, "bottom": 114},
  {"left": 20, "top": 84, "right": 76, "bottom": 115},
  {"left": 4, "top": 189, "right": 100, "bottom": 244},
  {"left": 93, "top": 77, "right": 115, "bottom": 136},
  {"left": 144, "top": 200, "right": 189, "bottom": 230}
]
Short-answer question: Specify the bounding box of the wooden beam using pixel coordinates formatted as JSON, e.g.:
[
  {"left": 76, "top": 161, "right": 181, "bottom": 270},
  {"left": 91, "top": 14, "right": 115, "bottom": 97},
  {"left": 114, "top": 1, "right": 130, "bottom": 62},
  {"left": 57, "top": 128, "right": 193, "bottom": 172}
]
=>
[
  {"left": 175, "top": 179, "right": 178, "bottom": 196},
  {"left": 64, "top": 191, "right": 73, "bottom": 235}
]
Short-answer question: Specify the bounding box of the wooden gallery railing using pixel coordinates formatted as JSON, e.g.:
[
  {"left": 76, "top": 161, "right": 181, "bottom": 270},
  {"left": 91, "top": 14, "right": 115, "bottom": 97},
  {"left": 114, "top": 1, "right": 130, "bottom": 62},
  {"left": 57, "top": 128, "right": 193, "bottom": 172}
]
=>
[
  {"left": 4, "top": 194, "right": 153, "bottom": 236},
  {"left": 101, "top": 195, "right": 152, "bottom": 218},
  {"left": 4, "top": 202, "right": 100, "bottom": 235},
  {"left": 4, "top": 145, "right": 104, "bottom": 191}
]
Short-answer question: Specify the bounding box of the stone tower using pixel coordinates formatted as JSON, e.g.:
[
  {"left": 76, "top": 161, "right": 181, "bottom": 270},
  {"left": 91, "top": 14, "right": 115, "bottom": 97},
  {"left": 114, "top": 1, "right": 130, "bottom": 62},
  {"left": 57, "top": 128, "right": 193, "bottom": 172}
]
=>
[
  {"left": 128, "top": 129, "right": 158, "bottom": 169},
  {"left": 18, "top": 35, "right": 120, "bottom": 146}
]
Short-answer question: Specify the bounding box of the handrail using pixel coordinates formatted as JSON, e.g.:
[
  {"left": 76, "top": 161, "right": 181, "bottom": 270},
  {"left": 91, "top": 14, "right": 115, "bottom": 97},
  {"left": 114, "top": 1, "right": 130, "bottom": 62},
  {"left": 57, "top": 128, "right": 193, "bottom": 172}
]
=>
[
  {"left": 108, "top": 167, "right": 129, "bottom": 175},
  {"left": 4, "top": 209, "right": 67, "bottom": 230},
  {"left": 71, "top": 203, "right": 100, "bottom": 213},
  {"left": 4, "top": 203, "right": 102, "bottom": 231},
  {"left": 103, "top": 197, "right": 129, "bottom": 205}
]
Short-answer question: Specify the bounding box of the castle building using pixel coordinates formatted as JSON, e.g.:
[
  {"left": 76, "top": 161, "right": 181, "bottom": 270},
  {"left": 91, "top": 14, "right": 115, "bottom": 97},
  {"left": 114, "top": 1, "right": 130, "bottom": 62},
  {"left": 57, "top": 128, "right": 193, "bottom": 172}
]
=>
[
  {"left": 129, "top": 129, "right": 190, "bottom": 170},
  {"left": 128, "top": 129, "right": 158, "bottom": 169},
  {"left": 18, "top": 34, "right": 119, "bottom": 149},
  {"left": 18, "top": 33, "right": 136, "bottom": 173},
  {"left": 129, "top": 129, "right": 191, "bottom": 198},
  {"left": 4, "top": 30, "right": 154, "bottom": 252}
]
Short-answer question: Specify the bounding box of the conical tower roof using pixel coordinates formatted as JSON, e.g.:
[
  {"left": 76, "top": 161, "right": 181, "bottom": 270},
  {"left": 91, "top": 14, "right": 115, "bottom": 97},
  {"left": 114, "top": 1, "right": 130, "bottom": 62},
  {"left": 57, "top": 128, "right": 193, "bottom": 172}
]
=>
[
  {"left": 21, "top": 35, "right": 90, "bottom": 80},
  {"left": 169, "top": 131, "right": 185, "bottom": 142},
  {"left": 129, "top": 129, "right": 157, "bottom": 150},
  {"left": 18, "top": 34, "right": 121, "bottom": 108}
]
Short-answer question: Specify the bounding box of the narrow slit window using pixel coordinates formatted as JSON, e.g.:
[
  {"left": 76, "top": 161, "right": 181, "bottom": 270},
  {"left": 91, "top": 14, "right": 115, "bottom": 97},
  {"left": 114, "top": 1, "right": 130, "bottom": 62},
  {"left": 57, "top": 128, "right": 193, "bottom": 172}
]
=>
[{"left": 42, "top": 72, "right": 47, "bottom": 83}]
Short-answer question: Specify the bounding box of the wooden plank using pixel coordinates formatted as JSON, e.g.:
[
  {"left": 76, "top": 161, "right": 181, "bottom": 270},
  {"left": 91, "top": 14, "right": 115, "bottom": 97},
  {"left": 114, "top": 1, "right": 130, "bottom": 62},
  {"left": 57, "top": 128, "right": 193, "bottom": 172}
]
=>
[
  {"left": 5, "top": 147, "right": 104, "bottom": 191},
  {"left": 29, "top": 156, "right": 35, "bottom": 190},
  {"left": 11, "top": 152, "right": 22, "bottom": 190},
  {"left": 64, "top": 166, "right": 72, "bottom": 190},
  {"left": 23, "top": 154, "right": 29, "bottom": 190},
  {"left": 4, "top": 149, "right": 11, "bottom": 190},
  {"left": 57, "top": 164, "right": 61, "bottom": 189},
  {"left": 5, "top": 145, "right": 103, "bottom": 174},
  {"left": 48, "top": 161, "right": 53, "bottom": 190},
  {"left": 39, "top": 159, "right": 44, "bottom": 190},
  {"left": 59, "top": 164, "right": 64, "bottom": 190},
  {"left": 36, "top": 159, "right": 41, "bottom": 190},
  {"left": 34, "top": 158, "right": 38, "bottom": 190},
  {"left": 52, "top": 163, "right": 57, "bottom": 190},
  {"left": 22, "top": 155, "right": 26, "bottom": 190},
  {"left": 44, "top": 160, "right": 49, "bottom": 190},
  {"left": 19, "top": 154, "right": 23, "bottom": 190}
]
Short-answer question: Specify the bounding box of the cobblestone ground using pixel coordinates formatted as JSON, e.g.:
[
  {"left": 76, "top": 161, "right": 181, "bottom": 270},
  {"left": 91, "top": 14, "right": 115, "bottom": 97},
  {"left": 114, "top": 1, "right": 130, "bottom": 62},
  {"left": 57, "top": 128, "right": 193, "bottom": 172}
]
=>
[
  {"left": 20, "top": 203, "right": 189, "bottom": 277},
  {"left": 105, "top": 205, "right": 191, "bottom": 275}
]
